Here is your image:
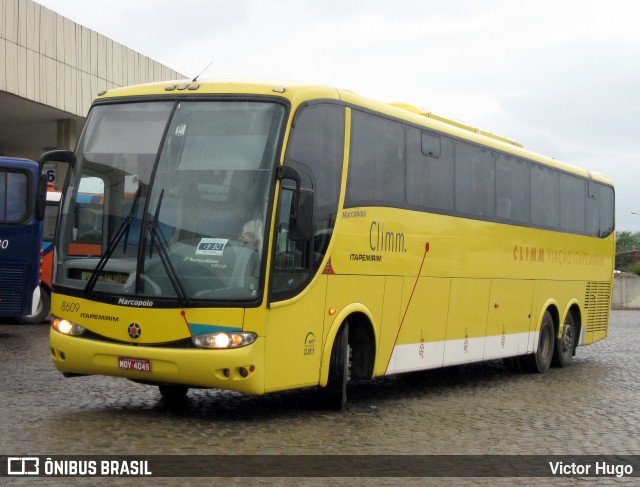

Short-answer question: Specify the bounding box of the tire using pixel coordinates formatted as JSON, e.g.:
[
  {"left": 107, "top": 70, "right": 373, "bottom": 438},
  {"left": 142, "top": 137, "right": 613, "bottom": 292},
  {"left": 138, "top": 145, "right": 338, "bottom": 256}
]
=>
[
  {"left": 320, "top": 323, "right": 350, "bottom": 410},
  {"left": 159, "top": 385, "right": 189, "bottom": 403},
  {"left": 552, "top": 312, "right": 576, "bottom": 368},
  {"left": 523, "top": 310, "right": 555, "bottom": 373},
  {"left": 18, "top": 285, "right": 51, "bottom": 324}
]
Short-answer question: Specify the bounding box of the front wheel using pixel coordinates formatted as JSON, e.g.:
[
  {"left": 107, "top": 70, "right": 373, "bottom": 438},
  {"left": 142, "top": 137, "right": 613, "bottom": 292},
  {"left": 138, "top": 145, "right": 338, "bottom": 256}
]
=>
[
  {"left": 18, "top": 285, "right": 50, "bottom": 324},
  {"left": 319, "top": 323, "right": 350, "bottom": 410},
  {"left": 553, "top": 312, "right": 576, "bottom": 367},
  {"left": 523, "top": 310, "right": 555, "bottom": 373}
]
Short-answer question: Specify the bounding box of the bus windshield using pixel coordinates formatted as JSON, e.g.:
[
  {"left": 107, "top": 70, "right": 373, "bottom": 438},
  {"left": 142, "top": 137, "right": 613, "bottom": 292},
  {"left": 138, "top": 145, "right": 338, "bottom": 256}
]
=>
[{"left": 56, "top": 100, "right": 286, "bottom": 302}]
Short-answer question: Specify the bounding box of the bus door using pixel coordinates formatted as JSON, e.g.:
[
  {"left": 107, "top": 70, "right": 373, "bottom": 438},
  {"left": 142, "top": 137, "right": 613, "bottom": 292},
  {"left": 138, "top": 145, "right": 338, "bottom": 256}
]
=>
[
  {"left": 264, "top": 104, "right": 345, "bottom": 392},
  {"left": 265, "top": 179, "right": 326, "bottom": 392}
]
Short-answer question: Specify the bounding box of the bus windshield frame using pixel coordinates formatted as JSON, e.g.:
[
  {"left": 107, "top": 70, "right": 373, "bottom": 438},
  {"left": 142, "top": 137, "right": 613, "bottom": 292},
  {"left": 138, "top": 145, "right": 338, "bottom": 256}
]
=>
[{"left": 54, "top": 97, "right": 288, "bottom": 306}]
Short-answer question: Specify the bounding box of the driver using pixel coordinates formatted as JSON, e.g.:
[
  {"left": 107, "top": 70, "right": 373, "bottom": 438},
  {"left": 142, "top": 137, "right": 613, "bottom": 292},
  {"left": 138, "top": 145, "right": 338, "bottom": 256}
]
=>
[{"left": 240, "top": 219, "right": 263, "bottom": 250}]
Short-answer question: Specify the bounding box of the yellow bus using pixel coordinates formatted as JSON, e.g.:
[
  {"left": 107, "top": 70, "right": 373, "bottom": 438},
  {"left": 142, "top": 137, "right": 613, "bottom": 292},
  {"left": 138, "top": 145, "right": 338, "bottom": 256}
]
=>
[{"left": 47, "top": 80, "right": 615, "bottom": 409}]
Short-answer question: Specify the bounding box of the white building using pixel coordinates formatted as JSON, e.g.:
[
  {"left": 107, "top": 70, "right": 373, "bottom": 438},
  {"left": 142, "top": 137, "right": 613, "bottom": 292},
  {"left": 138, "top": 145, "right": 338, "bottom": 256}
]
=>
[{"left": 1, "top": 0, "right": 183, "bottom": 165}]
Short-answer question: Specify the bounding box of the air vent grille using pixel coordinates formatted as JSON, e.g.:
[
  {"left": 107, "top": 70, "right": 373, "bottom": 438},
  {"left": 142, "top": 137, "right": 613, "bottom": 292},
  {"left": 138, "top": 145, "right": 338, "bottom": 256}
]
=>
[{"left": 584, "top": 281, "right": 611, "bottom": 333}]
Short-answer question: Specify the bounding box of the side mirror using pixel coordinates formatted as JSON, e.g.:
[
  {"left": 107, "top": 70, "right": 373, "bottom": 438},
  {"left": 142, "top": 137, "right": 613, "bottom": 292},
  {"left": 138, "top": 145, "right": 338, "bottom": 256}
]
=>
[
  {"left": 276, "top": 165, "right": 314, "bottom": 242},
  {"left": 35, "top": 174, "right": 47, "bottom": 221},
  {"left": 40, "top": 149, "right": 75, "bottom": 169}
]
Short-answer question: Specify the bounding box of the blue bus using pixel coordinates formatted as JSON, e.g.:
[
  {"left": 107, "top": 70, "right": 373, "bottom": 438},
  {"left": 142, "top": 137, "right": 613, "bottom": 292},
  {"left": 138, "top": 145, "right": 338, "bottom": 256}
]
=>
[{"left": 0, "top": 157, "right": 46, "bottom": 322}]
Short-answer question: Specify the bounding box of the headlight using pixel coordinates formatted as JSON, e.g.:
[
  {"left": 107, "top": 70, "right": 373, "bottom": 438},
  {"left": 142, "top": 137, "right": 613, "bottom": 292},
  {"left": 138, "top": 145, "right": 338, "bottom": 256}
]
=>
[
  {"left": 192, "top": 331, "right": 257, "bottom": 349},
  {"left": 52, "top": 316, "right": 85, "bottom": 336}
]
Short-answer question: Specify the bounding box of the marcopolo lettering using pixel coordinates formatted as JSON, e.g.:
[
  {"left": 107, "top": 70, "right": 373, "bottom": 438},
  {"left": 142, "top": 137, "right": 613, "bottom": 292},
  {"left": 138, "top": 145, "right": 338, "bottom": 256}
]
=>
[
  {"left": 118, "top": 298, "right": 154, "bottom": 307},
  {"left": 342, "top": 210, "right": 367, "bottom": 219}
]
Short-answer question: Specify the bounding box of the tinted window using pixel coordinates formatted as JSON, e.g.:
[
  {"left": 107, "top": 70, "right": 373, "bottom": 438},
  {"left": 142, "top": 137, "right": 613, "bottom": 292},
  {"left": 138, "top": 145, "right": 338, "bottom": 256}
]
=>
[
  {"left": 421, "top": 131, "right": 441, "bottom": 157},
  {"left": 343, "top": 108, "right": 613, "bottom": 239},
  {"left": 586, "top": 181, "right": 599, "bottom": 237},
  {"left": 272, "top": 104, "right": 345, "bottom": 299},
  {"left": 347, "top": 111, "right": 405, "bottom": 207},
  {"left": 406, "top": 128, "right": 454, "bottom": 212},
  {"left": 496, "top": 155, "right": 530, "bottom": 224},
  {"left": 559, "top": 173, "right": 586, "bottom": 234},
  {"left": 0, "top": 171, "right": 29, "bottom": 223},
  {"left": 455, "top": 142, "right": 495, "bottom": 218},
  {"left": 287, "top": 104, "right": 344, "bottom": 219},
  {"left": 599, "top": 185, "right": 615, "bottom": 237},
  {"left": 531, "top": 165, "right": 559, "bottom": 229}
]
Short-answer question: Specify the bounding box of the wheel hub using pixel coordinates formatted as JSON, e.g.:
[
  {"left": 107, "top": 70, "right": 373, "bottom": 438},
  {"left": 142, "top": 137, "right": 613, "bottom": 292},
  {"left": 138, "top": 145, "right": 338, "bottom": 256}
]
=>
[{"left": 561, "top": 323, "right": 574, "bottom": 352}]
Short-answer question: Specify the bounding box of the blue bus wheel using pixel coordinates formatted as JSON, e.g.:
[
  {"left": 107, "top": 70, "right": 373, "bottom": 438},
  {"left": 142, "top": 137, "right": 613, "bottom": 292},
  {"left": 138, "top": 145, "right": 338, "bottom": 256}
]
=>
[{"left": 18, "top": 286, "right": 50, "bottom": 325}]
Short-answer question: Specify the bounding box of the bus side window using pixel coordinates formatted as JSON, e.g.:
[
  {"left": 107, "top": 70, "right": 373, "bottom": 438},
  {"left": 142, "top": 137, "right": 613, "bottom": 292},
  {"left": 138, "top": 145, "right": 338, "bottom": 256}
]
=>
[
  {"left": 0, "top": 171, "right": 29, "bottom": 222},
  {"left": 274, "top": 187, "right": 308, "bottom": 268},
  {"left": 271, "top": 186, "right": 310, "bottom": 296},
  {"left": 69, "top": 176, "right": 104, "bottom": 255}
]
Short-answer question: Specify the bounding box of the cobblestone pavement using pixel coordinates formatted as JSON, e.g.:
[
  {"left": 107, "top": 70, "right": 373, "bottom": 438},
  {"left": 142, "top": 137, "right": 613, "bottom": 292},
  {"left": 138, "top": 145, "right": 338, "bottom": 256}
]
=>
[{"left": 1, "top": 311, "right": 639, "bottom": 486}]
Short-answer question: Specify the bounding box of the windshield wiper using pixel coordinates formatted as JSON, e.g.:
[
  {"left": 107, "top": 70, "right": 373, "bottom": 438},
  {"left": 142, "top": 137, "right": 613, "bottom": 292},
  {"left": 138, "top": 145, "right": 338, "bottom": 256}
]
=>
[
  {"left": 122, "top": 186, "right": 143, "bottom": 255},
  {"left": 145, "top": 189, "right": 189, "bottom": 305},
  {"left": 85, "top": 187, "right": 142, "bottom": 295}
]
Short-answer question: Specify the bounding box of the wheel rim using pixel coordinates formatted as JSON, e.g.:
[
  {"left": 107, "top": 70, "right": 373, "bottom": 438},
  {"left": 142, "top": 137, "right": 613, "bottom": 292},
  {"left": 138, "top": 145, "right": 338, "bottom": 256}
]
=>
[
  {"left": 30, "top": 297, "right": 44, "bottom": 317},
  {"left": 561, "top": 321, "right": 574, "bottom": 352}
]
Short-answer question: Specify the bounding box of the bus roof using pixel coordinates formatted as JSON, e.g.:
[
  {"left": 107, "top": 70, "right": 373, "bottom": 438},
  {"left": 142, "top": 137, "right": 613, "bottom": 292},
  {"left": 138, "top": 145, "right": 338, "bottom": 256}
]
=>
[
  {"left": 387, "top": 102, "right": 524, "bottom": 148},
  {"left": 94, "top": 79, "right": 613, "bottom": 187}
]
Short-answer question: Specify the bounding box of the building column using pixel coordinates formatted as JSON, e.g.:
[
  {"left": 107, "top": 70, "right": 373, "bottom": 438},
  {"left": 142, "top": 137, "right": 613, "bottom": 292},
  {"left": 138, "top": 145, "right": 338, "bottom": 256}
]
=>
[{"left": 57, "top": 118, "right": 78, "bottom": 150}]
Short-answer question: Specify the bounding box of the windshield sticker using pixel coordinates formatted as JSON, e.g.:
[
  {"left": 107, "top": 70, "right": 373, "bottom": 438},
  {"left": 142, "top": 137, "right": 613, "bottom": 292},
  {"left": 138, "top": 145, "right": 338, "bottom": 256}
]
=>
[{"left": 196, "top": 238, "right": 228, "bottom": 256}]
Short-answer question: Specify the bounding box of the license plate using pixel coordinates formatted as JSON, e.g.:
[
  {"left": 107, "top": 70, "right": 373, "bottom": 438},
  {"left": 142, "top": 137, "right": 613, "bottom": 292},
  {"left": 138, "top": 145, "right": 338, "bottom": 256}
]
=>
[{"left": 118, "top": 357, "right": 151, "bottom": 372}]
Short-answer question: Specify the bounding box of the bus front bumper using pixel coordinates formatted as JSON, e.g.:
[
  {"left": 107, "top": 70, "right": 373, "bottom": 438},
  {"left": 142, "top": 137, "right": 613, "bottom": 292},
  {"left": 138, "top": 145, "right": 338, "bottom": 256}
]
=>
[{"left": 50, "top": 329, "right": 265, "bottom": 395}]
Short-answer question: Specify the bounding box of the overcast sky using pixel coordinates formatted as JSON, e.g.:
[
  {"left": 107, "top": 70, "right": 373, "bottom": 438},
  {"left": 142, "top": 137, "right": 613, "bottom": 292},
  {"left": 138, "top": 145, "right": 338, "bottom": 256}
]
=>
[{"left": 36, "top": 0, "right": 640, "bottom": 231}]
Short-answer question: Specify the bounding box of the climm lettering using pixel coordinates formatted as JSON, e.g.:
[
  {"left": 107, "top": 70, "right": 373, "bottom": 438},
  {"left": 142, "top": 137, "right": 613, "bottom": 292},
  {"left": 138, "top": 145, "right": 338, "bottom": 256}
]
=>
[
  {"left": 514, "top": 245, "right": 605, "bottom": 267},
  {"left": 370, "top": 221, "right": 406, "bottom": 253},
  {"left": 513, "top": 245, "right": 545, "bottom": 262}
]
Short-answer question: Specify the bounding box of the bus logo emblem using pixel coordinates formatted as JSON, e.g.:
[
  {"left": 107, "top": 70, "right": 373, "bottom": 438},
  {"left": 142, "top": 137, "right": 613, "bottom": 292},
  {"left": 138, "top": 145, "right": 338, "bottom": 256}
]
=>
[
  {"left": 304, "top": 332, "right": 315, "bottom": 356},
  {"left": 128, "top": 323, "right": 142, "bottom": 339}
]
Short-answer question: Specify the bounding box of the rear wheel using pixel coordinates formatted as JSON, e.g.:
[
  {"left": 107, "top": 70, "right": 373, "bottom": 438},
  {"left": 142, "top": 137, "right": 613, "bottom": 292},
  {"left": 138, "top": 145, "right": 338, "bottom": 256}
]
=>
[
  {"left": 523, "top": 310, "right": 555, "bottom": 373},
  {"left": 320, "top": 323, "right": 350, "bottom": 410},
  {"left": 553, "top": 312, "right": 576, "bottom": 367}
]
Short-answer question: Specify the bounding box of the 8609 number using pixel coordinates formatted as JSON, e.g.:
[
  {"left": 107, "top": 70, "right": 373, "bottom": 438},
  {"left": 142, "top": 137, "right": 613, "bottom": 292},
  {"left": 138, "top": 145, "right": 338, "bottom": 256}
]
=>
[{"left": 61, "top": 301, "right": 80, "bottom": 313}]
